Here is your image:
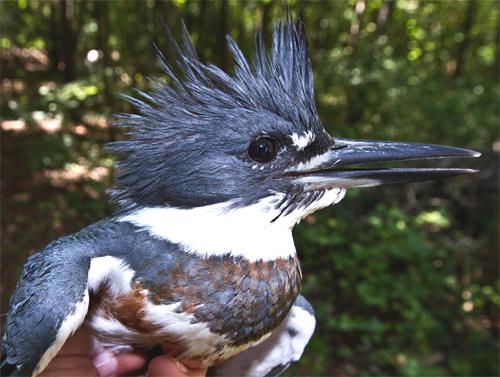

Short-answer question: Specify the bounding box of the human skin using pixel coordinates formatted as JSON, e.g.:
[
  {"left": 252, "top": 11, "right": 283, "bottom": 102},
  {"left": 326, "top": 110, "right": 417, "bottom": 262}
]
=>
[{"left": 38, "top": 328, "right": 207, "bottom": 377}]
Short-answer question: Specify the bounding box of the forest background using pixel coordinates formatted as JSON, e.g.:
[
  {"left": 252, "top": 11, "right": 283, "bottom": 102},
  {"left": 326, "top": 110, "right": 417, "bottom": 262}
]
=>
[{"left": 1, "top": 0, "right": 498, "bottom": 376}]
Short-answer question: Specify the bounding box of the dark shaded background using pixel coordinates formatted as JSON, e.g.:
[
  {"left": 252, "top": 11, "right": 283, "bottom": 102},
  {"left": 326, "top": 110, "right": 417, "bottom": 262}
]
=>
[{"left": 1, "top": 1, "right": 498, "bottom": 376}]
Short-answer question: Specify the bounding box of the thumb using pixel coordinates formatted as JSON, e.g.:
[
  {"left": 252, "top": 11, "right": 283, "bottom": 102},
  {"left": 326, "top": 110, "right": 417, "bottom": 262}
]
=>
[{"left": 148, "top": 356, "right": 207, "bottom": 377}]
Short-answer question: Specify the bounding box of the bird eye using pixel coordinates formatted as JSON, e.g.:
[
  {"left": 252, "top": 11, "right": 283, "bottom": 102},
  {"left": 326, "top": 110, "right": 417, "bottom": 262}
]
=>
[{"left": 248, "top": 136, "right": 278, "bottom": 163}]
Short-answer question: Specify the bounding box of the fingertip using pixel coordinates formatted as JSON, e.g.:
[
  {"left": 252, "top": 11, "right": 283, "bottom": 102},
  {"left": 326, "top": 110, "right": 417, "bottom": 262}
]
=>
[
  {"left": 114, "top": 353, "right": 146, "bottom": 376},
  {"left": 148, "top": 355, "right": 185, "bottom": 377},
  {"left": 92, "top": 351, "right": 118, "bottom": 377}
]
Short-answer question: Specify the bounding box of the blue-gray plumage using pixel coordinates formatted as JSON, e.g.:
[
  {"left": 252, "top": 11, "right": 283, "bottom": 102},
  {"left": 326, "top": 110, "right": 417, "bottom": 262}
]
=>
[{"left": 2, "top": 13, "right": 479, "bottom": 377}]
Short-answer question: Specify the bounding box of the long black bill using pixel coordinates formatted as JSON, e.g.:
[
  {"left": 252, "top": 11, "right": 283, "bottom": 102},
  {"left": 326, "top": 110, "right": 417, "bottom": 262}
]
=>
[{"left": 289, "top": 138, "right": 481, "bottom": 190}]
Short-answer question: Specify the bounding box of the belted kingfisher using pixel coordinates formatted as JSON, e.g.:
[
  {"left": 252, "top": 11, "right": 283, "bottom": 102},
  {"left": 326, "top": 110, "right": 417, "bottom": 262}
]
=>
[{"left": 2, "top": 16, "right": 479, "bottom": 377}]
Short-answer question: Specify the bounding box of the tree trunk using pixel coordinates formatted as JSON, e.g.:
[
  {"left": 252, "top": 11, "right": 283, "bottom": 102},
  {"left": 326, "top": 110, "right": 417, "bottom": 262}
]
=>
[
  {"left": 95, "top": 1, "right": 115, "bottom": 138},
  {"left": 259, "top": 1, "right": 272, "bottom": 46},
  {"left": 49, "top": 0, "right": 60, "bottom": 74},
  {"left": 346, "top": 0, "right": 368, "bottom": 127},
  {"left": 495, "top": 5, "right": 499, "bottom": 77},
  {"left": 219, "top": 0, "right": 230, "bottom": 71},
  {"left": 453, "top": 0, "right": 476, "bottom": 79},
  {"left": 348, "top": 0, "right": 366, "bottom": 50},
  {"left": 61, "top": 0, "right": 76, "bottom": 82},
  {"left": 376, "top": 0, "right": 395, "bottom": 35},
  {"left": 197, "top": 0, "right": 208, "bottom": 61}
]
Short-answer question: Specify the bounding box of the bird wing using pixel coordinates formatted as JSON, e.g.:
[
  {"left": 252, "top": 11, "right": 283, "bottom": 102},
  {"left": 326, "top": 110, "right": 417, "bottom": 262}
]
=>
[
  {"left": 0, "top": 225, "right": 109, "bottom": 377},
  {"left": 208, "top": 295, "right": 316, "bottom": 377}
]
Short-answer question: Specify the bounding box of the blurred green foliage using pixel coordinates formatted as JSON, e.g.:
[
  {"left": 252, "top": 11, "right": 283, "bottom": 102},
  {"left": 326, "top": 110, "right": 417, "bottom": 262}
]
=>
[{"left": 1, "top": 1, "right": 498, "bottom": 376}]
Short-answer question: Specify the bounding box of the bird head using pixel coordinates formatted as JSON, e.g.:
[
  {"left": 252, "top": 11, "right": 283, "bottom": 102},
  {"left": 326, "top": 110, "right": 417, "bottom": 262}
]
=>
[{"left": 110, "top": 17, "right": 479, "bottom": 228}]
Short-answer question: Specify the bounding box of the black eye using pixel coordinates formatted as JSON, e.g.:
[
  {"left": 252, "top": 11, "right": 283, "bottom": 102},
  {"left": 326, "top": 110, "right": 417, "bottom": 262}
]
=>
[{"left": 248, "top": 136, "right": 278, "bottom": 163}]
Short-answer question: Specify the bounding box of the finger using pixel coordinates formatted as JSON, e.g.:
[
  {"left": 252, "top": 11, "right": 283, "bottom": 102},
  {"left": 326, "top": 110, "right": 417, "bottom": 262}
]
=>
[
  {"left": 39, "top": 356, "right": 94, "bottom": 371},
  {"left": 148, "top": 356, "right": 206, "bottom": 377},
  {"left": 148, "top": 356, "right": 187, "bottom": 377},
  {"left": 39, "top": 367, "right": 100, "bottom": 377},
  {"left": 114, "top": 352, "right": 146, "bottom": 376},
  {"left": 38, "top": 328, "right": 98, "bottom": 377},
  {"left": 38, "top": 356, "right": 100, "bottom": 377},
  {"left": 55, "top": 327, "right": 93, "bottom": 357},
  {"left": 92, "top": 350, "right": 118, "bottom": 377},
  {"left": 186, "top": 366, "right": 208, "bottom": 377}
]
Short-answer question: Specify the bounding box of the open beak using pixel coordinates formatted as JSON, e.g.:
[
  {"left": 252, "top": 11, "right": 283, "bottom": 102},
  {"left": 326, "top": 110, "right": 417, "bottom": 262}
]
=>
[{"left": 288, "top": 138, "right": 481, "bottom": 190}]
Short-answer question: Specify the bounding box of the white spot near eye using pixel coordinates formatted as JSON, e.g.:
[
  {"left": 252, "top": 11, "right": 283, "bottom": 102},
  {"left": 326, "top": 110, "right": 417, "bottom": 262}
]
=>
[
  {"left": 294, "top": 150, "right": 333, "bottom": 172},
  {"left": 291, "top": 131, "right": 315, "bottom": 151}
]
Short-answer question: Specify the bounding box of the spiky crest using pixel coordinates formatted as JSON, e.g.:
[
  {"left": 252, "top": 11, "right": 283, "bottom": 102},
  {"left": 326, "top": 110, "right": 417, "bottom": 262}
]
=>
[{"left": 109, "top": 16, "right": 321, "bottom": 211}]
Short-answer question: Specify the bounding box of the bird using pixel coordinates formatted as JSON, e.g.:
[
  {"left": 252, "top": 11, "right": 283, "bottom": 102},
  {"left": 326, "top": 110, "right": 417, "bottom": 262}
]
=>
[{"left": 1, "top": 14, "right": 480, "bottom": 377}]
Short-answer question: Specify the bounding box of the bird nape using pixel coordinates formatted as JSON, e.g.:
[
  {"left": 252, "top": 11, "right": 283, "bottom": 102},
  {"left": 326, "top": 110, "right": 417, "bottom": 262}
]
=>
[{"left": 1, "top": 14, "right": 479, "bottom": 377}]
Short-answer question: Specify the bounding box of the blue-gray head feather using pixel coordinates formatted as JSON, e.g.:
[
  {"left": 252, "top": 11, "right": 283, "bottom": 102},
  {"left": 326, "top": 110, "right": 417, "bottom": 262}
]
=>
[{"left": 109, "top": 17, "right": 332, "bottom": 212}]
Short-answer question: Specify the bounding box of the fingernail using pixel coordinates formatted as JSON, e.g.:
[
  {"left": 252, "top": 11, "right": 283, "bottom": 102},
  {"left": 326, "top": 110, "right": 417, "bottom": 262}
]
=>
[
  {"left": 93, "top": 351, "right": 118, "bottom": 377},
  {"left": 174, "top": 359, "right": 189, "bottom": 374}
]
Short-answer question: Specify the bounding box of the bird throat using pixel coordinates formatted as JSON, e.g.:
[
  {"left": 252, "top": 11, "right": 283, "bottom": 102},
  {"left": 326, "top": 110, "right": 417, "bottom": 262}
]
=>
[{"left": 119, "top": 200, "right": 298, "bottom": 261}]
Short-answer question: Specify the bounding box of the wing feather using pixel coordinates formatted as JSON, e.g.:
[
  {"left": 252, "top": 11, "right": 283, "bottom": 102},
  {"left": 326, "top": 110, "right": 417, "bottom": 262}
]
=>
[{"left": 209, "top": 295, "right": 316, "bottom": 377}]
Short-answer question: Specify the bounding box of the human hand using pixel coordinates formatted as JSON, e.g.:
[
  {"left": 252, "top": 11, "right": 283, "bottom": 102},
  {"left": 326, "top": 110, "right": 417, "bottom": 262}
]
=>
[{"left": 38, "top": 328, "right": 207, "bottom": 377}]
